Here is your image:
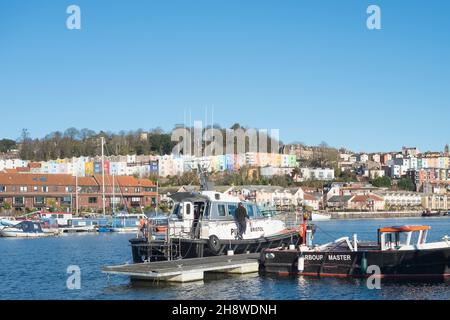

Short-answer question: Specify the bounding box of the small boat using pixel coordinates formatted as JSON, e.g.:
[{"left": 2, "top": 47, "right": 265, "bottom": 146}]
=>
[
  {"left": 422, "top": 210, "right": 442, "bottom": 217},
  {"left": 97, "top": 227, "right": 114, "bottom": 233},
  {"left": 311, "top": 212, "right": 331, "bottom": 221},
  {"left": 60, "top": 218, "right": 98, "bottom": 233},
  {"left": 0, "top": 220, "right": 52, "bottom": 238},
  {"left": 110, "top": 213, "right": 145, "bottom": 233},
  {"left": 259, "top": 225, "right": 450, "bottom": 281}
]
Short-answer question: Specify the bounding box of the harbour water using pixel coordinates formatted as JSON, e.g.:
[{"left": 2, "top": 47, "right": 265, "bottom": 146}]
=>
[{"left": 0, "top": 217, "right": 449, "bottom": 300}]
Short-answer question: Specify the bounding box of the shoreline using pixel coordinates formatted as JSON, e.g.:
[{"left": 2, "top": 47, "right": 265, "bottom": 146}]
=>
[{"left": 329, "top": 211, "right": 428, "bottom": 220}]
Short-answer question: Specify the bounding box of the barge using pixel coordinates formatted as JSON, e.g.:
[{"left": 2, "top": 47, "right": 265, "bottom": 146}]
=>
[{"left": 259, "top": 225, "right": 450, "bottom": 281}]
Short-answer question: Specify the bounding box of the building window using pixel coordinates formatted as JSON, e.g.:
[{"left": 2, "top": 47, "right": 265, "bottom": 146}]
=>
[
  {"left": 42, "top": 186, "right": 48, "bottom": 193},
  {"left": 13, "top": 197, "right": 24, "bottom": 205},
  {"left": 35, "top": 197, "right": 45, "bottom": 205},
  {"left": 88, "top": 197, "right": 98, "bottom": 204},
  {"left": 33, "top": 186, "right": 38, "bottom": 192},
  {"left": 66, "top": 186, "right": 74, "bottom": 193},
  {"left": 0, "top": 197, "right": 4, "bottom": 204},
  {"left": 20, "top": 186, "right": 28, "bottom": 192},
  {"left": 62, "top": 196, "right": 72, "bottom": 205},
  {"left": 134, "top": 187, "right": 140, "bottom": 193},
  {"left": 0, "top": 186, "right": 5, "bottom": 192}
]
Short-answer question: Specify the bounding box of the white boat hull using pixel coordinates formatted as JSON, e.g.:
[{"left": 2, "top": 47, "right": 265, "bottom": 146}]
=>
[
  {"left": 311, "top": 213, "right": 332, "bottom": 221},
  {"left": 60, "top": 226, "right": 96, "bottom": 233},
  {"left": 111, "top": 227, "right": 139, "bottom": 233},
  {"left": 0, "top": 229, "right": 51, "bottom": 238}
]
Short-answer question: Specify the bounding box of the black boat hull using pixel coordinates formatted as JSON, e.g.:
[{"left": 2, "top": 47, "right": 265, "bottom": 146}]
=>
[
  {"left": 259, "top": 247, "right": 450, "bottom": 281},
  {"left": 130, "top": 230, "right": 303, "bottom": 263}
]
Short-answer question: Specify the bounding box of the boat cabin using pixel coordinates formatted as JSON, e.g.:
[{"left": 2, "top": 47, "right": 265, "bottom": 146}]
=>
[
  {"left": 39, "top": 212, "right": 73, "bottom": 226},
  {"left": 378, "top": 226, "right": 431, "bottom": 250},
  {"left": 168, "top": 191, "right": 284, "bottom": 241},
  {"left": 16, "top": 221, "right": 44, "bottom": 233}
]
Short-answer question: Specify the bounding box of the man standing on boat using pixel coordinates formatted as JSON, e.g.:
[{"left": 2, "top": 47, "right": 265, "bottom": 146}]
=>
[{"left": 235, "top": 203, "right": 249, "bottom": 240}]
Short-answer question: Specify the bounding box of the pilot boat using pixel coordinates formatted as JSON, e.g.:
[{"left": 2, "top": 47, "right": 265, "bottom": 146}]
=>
[
  {"left": 130, "top": 190, "right": 309, "bottom": 262},
  {"left": 259, "top": 225, "right": 450, "bottom": 281}
]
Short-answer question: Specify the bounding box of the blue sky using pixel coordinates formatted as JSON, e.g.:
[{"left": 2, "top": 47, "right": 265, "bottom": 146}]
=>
[{"left": 0, "top": 0, "right": 449, "bottom": 152}]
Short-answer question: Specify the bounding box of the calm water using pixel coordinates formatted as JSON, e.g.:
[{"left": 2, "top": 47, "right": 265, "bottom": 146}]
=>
[{"left": 1, "top": 217, "right": 449, "bottom": 300}]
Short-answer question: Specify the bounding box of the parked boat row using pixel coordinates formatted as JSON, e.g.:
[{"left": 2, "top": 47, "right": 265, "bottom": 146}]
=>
[{"left": 0, "top": 212, "right": 153, "bottom": 237}]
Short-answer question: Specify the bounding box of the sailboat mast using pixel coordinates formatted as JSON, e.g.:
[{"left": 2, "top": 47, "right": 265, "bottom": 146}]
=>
[
  {"left": 75, "top": 173, "right": 79, "bottom": 216},
  {"left": 101, "top": 137, "right": 106, "bottom": 216},
  {"left": 155, "top": 180, "right": 159, "bottom": 214},
  {"left": 112, "top": 173, "right": 116, "bottom": 215}
]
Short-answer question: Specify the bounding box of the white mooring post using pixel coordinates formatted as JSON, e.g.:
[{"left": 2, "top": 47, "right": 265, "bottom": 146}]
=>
[{"left": 353, "top": 234, "right": 358, "bottom": 252}]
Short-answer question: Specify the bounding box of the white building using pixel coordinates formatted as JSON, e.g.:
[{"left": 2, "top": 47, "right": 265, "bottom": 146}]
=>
[
  {"left": 260, "top": 166, "right": 294, "bottom": 178},
  {"left": 359, "top": 154, "right": 369, "bottom": 163},
  {"left": 300, "top": 168, "right": 335, "bottom": 181},
  {"left": 379, "top": 191, "right": 422, "bottom": 208}
]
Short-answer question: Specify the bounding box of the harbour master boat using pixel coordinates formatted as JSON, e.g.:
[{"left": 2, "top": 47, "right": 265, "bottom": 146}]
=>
[
  {"left": 259, "top": 225, "right": 450, "bottom": 281},
  {"left": 130, "top": 166, "right": 312, "bottom": 262}
]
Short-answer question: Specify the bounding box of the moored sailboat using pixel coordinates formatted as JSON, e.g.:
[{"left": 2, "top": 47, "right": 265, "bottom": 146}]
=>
[{"left": 0, "top": 220, "right": 53, "bottom": 238}]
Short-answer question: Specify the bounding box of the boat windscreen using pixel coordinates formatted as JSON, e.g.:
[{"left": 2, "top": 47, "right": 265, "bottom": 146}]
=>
[{"left": 20, "top": 221, "right": 42, "bottom": 233}]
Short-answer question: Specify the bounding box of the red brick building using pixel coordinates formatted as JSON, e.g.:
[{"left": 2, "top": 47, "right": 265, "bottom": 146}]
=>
[{"left": 0, "top": 173, "right": 158, "bottom": 212}]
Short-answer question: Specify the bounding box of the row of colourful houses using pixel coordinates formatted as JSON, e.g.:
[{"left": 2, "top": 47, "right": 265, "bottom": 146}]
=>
[{"left": 1, "top": 152, "right": 298, "bottom": 178}]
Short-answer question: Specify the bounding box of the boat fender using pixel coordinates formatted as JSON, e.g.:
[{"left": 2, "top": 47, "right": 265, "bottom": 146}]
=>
[
  {"left": 208, "top": 235, "right": 222, "bottom": 255},
  {"left": 298, "top": 253, "right": 305, "bottom": 272},
  {"left": 361, "top": 253, "right": 367, "bottom": 274}
]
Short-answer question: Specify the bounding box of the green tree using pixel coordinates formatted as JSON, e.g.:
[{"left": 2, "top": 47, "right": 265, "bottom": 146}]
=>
[
  {"left": 372, "top": 176, "right": 392, "bottom": 188},
  {"left": 0, "top": 139, "right": 17, "bottom": 153},
  {"left": 397, "top": 178, "right": 416, "bottom": 191}
]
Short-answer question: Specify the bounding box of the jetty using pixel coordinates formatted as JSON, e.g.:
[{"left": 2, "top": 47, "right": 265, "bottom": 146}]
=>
[{"left": 102, "top": 253, "right": 259, "bottom": 283}]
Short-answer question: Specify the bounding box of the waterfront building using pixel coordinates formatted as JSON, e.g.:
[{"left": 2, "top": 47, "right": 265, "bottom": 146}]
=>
[
  {"left": 421, "top": 194, "right": 449, "bottom": 211},
  {"left": 377, "top": 191, "right": 422, "bottom": 208},
  {"left": 347, "top": 194, "right": 385, "bottom": 211},
  {"left": 0, "top": 173, "right": 157, "bottom": 213},
  {"left": 326, "top": 195, "right": 353, "bottom": 210}
]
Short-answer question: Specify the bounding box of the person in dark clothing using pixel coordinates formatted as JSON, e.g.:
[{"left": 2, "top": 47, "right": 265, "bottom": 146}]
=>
[{"left": 235, "top": 203, "right": 249, "bottom": 240}]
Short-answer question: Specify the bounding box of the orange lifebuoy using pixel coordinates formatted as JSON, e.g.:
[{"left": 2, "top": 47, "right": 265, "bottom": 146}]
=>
[
  {"left": 298, "top": 225, "right": 304, "bottom": 237},
  {"left": 156, "top": 226, "right": 168, "bottom": 233}
]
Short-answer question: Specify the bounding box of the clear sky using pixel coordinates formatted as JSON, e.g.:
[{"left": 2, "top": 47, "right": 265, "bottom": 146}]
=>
[{"left": 0, "top": 0, "right": 449, "bottom": 153}]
